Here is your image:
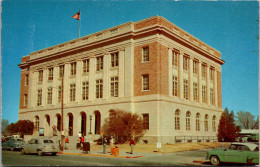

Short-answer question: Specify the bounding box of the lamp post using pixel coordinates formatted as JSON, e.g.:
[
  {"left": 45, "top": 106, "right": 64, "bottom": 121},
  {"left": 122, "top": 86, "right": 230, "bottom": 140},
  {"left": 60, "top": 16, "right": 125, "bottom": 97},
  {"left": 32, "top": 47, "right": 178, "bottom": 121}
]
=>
[{"left": 89, "top": 115, "right": 92, "bottom": 134}]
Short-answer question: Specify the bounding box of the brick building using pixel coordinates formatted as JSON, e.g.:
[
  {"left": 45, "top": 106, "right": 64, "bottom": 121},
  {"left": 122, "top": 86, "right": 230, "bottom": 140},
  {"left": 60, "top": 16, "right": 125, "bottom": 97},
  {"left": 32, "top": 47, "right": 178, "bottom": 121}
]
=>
[{"left": 18, "top": 16, "right": 224, "bottom": 144}]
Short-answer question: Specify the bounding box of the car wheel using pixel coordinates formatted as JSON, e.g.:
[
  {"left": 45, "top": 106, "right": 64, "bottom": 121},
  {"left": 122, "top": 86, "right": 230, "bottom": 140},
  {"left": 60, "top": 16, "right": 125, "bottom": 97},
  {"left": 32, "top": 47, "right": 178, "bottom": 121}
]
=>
[
  {"left": 21, "top": 149, "right": 26, "bottom": 155},
  {"left": 210, "top": 155, "right": 220, "bottom": 166},
  {"left": 38, "top": 150, "right": 43, "bottom": 156},
  {"left": 52, "top": 153, "right": 57, "bottom": 156},
  {"left": 11, "top": 147, "right": 14, "bottom": 151}
]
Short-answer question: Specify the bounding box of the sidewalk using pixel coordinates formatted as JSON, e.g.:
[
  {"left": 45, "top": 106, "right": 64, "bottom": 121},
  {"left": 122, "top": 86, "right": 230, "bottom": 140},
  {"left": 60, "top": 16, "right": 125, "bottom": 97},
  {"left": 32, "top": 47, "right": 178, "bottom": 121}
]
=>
[{"left": 58, "top": 148, "right": 154, "bottom": 158}]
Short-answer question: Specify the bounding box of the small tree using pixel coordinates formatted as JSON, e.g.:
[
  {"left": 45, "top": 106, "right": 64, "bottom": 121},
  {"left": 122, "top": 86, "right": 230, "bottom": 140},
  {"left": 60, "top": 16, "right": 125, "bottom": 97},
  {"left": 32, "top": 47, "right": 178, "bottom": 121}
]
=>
[
  {"left": 1, "top": 119, "right": 9, "bottom": 135},
  {"left": 6, "top": 120, "right": 34, "bottom": 136},
  {"left": 218, "top": 107, "right": 240, "bottom": 142},
  {"left": 235, "top": 111, "right": 259, "bottom": 129},
  {"left": 102, "top": 109, "right": 145, "bottom": 144}
]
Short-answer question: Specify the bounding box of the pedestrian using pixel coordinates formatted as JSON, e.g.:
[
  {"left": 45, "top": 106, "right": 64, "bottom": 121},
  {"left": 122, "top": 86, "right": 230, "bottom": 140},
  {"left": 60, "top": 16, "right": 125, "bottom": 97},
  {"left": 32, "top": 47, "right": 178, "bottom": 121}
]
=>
[
  {"left": 129, "top": 137, "right": 135, "bottom": 154},
  {"left": 80, "top": 136, "right": 85, "bottom": 150},
  {"left": 77, "top": 137, "right": 81, "bottom": 149},
  {"left": 103, "top": 136, "right": 107, "bottom": 154},
  {"left": 78, "top": 132, "right": 82, "bottom": 138},
  {"left": 52, "top": 125, "right": 57, "bottom": 136},
  {"left": 110, "top": 136, "right": 115, "bottom": 148},
  {"left": 65, "top": 136, "right": 69, "bottom": 150}
]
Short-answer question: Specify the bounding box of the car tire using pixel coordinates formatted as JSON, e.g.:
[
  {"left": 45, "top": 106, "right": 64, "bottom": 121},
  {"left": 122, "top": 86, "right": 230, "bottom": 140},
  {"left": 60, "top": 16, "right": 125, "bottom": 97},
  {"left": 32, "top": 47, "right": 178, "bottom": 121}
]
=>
[
  {"left": 52, "top": 153, "right": 57, "bottom": 156},
  {"left": 38, "top": 150, "right": 43, "bottom": 156},
  {"left": 210, "top": 155, "right": 220, "bottom": 166},
  {"left": 21, "top": 149, "right": 26, "bottom": 155},
  {"left": 11, "top": 147, "right": 14, "bottom": 151}
]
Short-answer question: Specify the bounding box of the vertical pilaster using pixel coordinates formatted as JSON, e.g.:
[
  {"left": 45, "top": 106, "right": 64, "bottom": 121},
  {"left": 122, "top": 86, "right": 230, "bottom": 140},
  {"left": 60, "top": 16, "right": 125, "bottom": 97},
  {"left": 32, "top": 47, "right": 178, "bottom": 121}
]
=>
[
  {"left": 103, "top": 54, "right": 110, "bottom": 99},
  {"left": 89, "top": 57, "right": 95, "bottom": 101},
  {"left": 118, "top": 50, "right": 125, "bottom": 97},
  {"left": 206, "top": 65, "right": 210, "bottom": 105},
  {"left": 214, "top": 69, "right": 218, "bottom": 107},
  {"left": 125, "top": 44, "right": 134, "bottom": 98},
  {"left": 76, "top": 60, "right": 82, "bottom": 102},
  {"left": 63, "top": 63, "right": 69, "bottom": 104},
  {"left": 179, "top": 51, "right": 184, "bottom": 99},
  {"left": 189, "top": 57, "right": 193, "bottom": 101},
  {"left": 168, "top": 48, "right": 173, "bottom": 96},
  {"left": 28, "top": 70, "right": 35, "bottom": 107},
  {"left": 198, "top": 61, "right": 202, "bottom": 103},
  {"left": 42, "top": 69, "right": 47, "bottom": 106},
  {"left": 53, "top": 66, "right": 58, "bottom": 105}
]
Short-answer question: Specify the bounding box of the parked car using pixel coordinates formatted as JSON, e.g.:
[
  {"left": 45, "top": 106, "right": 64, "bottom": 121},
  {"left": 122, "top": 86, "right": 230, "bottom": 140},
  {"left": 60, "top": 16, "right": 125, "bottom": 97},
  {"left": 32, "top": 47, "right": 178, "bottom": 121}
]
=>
[
  {"left": 21, "top": 137, "right": 60, "bottom": 156},
  {"left": 206, "top": 142, "right": 259, "bottom": 165},
  {"left": 2, "top": 138, "right": 25, "bottom": 151}
]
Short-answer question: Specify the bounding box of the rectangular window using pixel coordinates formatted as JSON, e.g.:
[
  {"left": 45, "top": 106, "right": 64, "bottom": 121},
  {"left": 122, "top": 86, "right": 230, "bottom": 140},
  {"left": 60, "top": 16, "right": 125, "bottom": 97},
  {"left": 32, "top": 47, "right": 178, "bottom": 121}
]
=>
[
  {"left": 142, "top": 47, "right": 149, "bottom": 62},
  {"left": 205, "top": 119, "right": 208, "bottom": 132},
  {"left": 202, "top": 85, "right": 207, "bottom": 103},
  {"left": 38, "top": 70, "right": 43, "bottom": 82},
  {"left": 196, "top": 118, "right": 200, "bottom": 131},
  {"left": 111, "top": 52, "right": 119, "bottom": 67},
  {"left": 183, "top": 79, "right": 189, "bottom": 99},
  {"left": 25, "top": 75, "right": 29, "bottom": 86},
  {"left": 142, "top": 75, "right": 149, "bottom": 91},
  {"left": 58, "top": 86, "right": 62, "bottom": 103},
  {"left": 210, "top": 88, "right": 214, "bottom": 105},
  {"left": 183, "top": 56, "right": 189, "bottom": 71},
  {"left": 172, "top": 51, "right": 178, "bottom": 67},
  {"left": 83, "top": 59, "right": 90, "bottom": 73},
  {"left": 70, "top": 84, "right": 76, "bottom": 101},
  {"left": 210, "top": 68, "right": 214, "bottom": 81},
  {"left": 186, "top": 117, "right": 190, "bottom": 130},
  {"left": 110, "top": 77, "right": 118, "bottom": 97},
  {"left": 193, "top": 82, "right": 198, "bottom": 102},
  {"left": 172, "top": 76, "right": 178, "bottom": 96},
  {"left": 96, "top": 56, "right": 103, "bottom": 71},
  {"left": 59, "top": 65, "right": 64, "bottom": 78},
  {"left": 48, "top": 68, "right": 53, "bottom": 80},
  {"left": 37, "top": 89, "right": 42, "bottom": 106},
  {"left": 193, "top": 60, "right": 198, "bottom": 74},
  {"left": 202, "top": 64, "right": 206, "bottom": 78},
  {"left": 24, "top": 94, "right": 28, "bottom": 106},
  {"left": 82, "top": 81, "right": 89, "bottom": 100},
  {"left": 70, "top": 62, "right": 77, "bottom": 76},
  {"left": 96, "top": 79, "right": 103, "bottom": 98},
  {"left": 47, "top": 88, "right": 53, "bottom": 104},
  {"left": 142, "top": 114, "right": 149, "bottom": 130}
]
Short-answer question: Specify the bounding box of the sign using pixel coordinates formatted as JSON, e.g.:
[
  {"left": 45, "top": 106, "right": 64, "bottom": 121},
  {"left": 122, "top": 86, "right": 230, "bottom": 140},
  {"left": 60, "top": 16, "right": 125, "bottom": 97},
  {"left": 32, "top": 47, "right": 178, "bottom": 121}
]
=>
[{"left": 156, "top": 142, "right": 161, "bottom": 149}]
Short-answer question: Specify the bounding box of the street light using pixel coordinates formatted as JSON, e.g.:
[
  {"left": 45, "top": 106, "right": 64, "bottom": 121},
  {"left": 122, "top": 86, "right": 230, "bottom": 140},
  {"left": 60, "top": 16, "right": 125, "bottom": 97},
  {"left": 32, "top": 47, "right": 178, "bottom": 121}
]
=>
[{"left": 89, "top": 115, "right": 92, "bottom": 134}]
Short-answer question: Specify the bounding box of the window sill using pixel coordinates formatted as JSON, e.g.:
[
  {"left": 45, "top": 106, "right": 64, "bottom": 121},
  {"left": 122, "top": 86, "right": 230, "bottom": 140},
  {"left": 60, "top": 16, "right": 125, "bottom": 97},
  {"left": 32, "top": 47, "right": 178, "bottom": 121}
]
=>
[{"left": 142, "top": 90, "right": 150, "bottom": 92}]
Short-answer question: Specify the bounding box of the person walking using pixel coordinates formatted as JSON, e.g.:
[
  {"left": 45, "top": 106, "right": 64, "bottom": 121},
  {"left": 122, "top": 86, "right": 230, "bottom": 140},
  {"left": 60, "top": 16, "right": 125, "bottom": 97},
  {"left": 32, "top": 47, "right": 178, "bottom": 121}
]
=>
[
  {"left": 65, "top": 136, "right": 69, "bottom": 150},
  {"left": 129, "top": 137, "right": 135, "bottom": 154},
  {"left": 76, "top": 137, "right": 81, "bottom": 149},
  {"left": 110, "top": 136, "right": 115, "bottom": 148},
  {"left": 80, "top": 136, "right": 84, "bottom": 150},
  {"left": 103, "top": 136, "right": 107, "bottom": 154}
]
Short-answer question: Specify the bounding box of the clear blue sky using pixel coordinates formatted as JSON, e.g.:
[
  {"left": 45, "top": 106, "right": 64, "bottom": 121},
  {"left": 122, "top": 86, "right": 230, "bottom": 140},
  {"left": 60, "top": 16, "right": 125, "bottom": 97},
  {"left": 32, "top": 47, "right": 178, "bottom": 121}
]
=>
[{"left": 1, "top": 0, "right": 259, "bottom": 123}]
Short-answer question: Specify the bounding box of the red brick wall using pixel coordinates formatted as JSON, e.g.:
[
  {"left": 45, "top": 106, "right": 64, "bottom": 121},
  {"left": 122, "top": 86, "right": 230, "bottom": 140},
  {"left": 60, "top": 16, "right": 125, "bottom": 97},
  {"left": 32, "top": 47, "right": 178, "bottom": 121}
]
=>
[
  {"left": 134, "top": 42, "right": 169, "bottom": 96},
  {"left": 19, "top": 71, "right": 29, "bottom": 109}
]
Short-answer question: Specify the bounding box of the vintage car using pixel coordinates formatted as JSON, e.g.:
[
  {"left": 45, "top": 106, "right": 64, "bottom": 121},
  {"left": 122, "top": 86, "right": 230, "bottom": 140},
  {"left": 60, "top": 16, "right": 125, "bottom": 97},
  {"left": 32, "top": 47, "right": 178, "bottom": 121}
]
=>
[
  {"left": 21, "top": 137, "right": 60, "bottom": 156},
  {"left": 206, "top": 142, "right": 259, "bottom": 165},
  {"left": 2, "top": 138, "right": 25, "bottom": 151}
]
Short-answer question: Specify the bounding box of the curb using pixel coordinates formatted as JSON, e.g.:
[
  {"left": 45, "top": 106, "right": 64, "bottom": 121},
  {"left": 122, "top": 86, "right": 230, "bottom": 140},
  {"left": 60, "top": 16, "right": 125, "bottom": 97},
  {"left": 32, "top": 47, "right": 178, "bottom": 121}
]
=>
[
  {"left": 193, "top": 159, "right": 210, "bottom": 164},
  {"left": 57, "top": 152, "right": 143, "bottom": 159}
]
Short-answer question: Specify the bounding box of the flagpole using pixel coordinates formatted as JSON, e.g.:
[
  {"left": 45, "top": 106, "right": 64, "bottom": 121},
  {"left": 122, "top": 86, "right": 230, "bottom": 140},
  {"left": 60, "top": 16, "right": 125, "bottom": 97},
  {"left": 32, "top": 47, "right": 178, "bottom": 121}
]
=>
[{"left": 78, "top": 8, "right": 80, "bottom": 38}]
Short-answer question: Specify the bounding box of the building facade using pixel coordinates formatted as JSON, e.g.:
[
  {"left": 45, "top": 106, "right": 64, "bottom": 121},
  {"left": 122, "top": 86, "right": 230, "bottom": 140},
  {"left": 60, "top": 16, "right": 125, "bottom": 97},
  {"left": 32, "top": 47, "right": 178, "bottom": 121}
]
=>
[{"left": 18, "top": 16, "right": 224, "bottom": 144}]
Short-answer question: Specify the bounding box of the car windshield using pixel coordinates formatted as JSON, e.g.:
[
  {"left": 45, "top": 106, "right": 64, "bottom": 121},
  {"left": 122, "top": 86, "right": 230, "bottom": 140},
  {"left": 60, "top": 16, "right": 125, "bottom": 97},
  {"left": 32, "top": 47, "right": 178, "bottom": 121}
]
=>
[{"left": 43, "top": 140, "right": 54, "bottom": 143}]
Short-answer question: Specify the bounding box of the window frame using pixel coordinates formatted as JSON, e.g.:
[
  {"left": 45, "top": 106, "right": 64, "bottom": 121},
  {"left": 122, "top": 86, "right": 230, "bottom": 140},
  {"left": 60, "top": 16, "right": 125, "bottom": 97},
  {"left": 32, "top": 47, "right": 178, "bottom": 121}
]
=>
[
  {"left": 96, "top": 56, "right": 104, "bottom": 71},
  {"left": 69, "top": 84, "right": 76, "bottom": 101},
  {"left": 175, "top": 110, "right": 180, "bottom": 130},
  {"left": 183, "top": 79, "right": 189, "bottom": 99},
  {"left": 142, "top": 74, "right": 149, "bottom": 91},
  {"left": 70, "top": 62, "right": 77, "bottom": 76},
  {"left": 110, "top": 76, "right": 119, "bottom": 97},
  {"left": 111, "top": 52, "right": 119, "bottom": 68},
  {"left": 48, "top": 67, "right": 54, "bottom": 81},
  {"left": 82, "top": 81, "right": 89, "bottom": 100},
  {"left": 142, "top": 47, "right": 149, "bottom": 63},
  {"left": 172, "top": 76, "right": 178, "bottom": 96},
  {"left": 142, "top": 113, "right": 149, "bottom": 130},
  {"left": 96, "top": 79, "right": 103, "bottom": 98}
]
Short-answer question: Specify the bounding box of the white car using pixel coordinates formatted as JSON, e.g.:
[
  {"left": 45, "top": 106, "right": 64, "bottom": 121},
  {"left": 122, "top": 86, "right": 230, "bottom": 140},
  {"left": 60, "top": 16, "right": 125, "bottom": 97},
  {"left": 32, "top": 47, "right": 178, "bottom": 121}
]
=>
[{"left": 21, "top": 137, "right": 60, "bottom": 156}]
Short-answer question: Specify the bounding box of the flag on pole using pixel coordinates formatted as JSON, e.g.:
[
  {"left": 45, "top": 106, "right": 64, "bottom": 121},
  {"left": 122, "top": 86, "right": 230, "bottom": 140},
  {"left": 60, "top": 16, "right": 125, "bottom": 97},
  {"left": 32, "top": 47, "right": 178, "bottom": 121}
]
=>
[{"left": 72, "top": 11, "right": 80, "bottom": 20}]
